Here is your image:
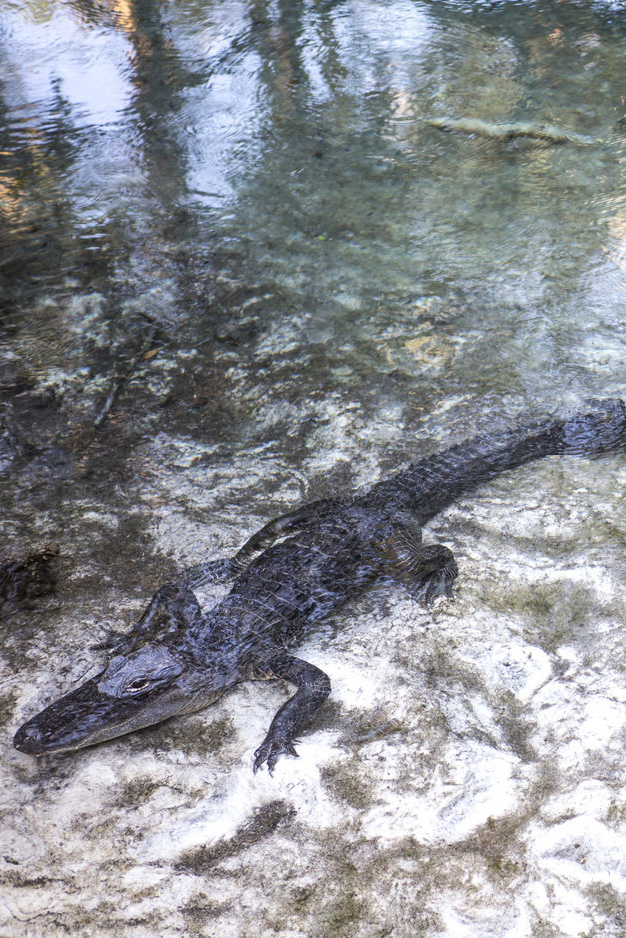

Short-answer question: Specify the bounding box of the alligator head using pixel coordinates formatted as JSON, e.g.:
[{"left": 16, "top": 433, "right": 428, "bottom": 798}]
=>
[{"left": 13, "top": 642, "right": 229, "bottom": 755}]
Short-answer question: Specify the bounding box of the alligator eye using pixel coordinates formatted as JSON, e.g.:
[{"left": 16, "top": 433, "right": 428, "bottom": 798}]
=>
[{"left": 126, "top": 678, "right": 151, "bottom": 694}]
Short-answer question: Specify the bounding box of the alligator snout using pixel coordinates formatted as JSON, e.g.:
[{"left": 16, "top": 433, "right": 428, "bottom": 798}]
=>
[{"left": 13, "top": 722, "right": 48, "bottom": 754}]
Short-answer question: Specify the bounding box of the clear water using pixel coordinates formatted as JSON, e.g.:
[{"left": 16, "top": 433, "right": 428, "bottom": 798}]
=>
[
  {"left": 3, "top": 2, "right": 626, "bottom": 936},
  {"left": 3, "top": 0, "right": 626, "bottom": 419}
]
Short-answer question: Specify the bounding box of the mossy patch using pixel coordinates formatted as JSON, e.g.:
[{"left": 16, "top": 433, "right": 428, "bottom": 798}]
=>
[
  {"left": 321, "top": 758, "right": 377, "bottom": 810},
  {"left": 124, "top": 714, "right": 235, "bottom": 758},
  {"left": 588, "top": 882, "right": 626, "bottom": 933},
  {"left": 176, "top": 800, "right": 296, "bottom": 872},
  {"left": 482, "top": 579, "right": 598, "bottom": 652},
  {"left": 0, "top": 690, "right": 18, "bottom": 730}
]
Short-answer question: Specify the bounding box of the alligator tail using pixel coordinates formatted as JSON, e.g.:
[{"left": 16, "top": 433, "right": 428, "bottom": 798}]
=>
[{"left": 360, "top": 398, "right": 626, "bottom": 524}]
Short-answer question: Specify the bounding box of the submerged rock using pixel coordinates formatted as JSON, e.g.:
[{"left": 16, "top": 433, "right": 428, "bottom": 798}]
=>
[
  {"left": 0, "top": 546, "right": 58, "bottom": 607},
  {"left": 427, "top": 116, "right": 597, "bottom": 145}
]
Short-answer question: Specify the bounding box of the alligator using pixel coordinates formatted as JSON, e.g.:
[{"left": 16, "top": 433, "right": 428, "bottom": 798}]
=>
[{"left": 13, "top": 400, "right": 626, "bottom": 771}]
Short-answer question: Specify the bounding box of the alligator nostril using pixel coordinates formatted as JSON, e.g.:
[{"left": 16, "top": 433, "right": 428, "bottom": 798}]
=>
[{"left": 13, "top": 724, "right": 45, "bottom": 753}]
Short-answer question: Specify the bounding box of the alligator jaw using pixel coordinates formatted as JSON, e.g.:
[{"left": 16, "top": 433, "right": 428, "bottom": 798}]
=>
[
  {"left": 12, "top": 669, "right": 213, "bottom": 755},
  {"left": 13, "top": 639, "right": 235, "bottom": 755},
  {"left": 13, "top": 674, "right": 170, "bottom": 754}
]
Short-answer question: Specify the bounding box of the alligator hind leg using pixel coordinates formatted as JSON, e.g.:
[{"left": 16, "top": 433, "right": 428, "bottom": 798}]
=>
[
  {"left": 405, "top": 544, "right": 458, "bottom": 605},
  {"left": 182, "top": 498, "right": 343, "bottom": 588},
  {"left": 181, "top": 557, "right": 239, "bottom": 589},
  {"left": 252, "top": 650, "right": 331, "bottom": 773},
  {"left": 379, "top": 513, "right": 458, "bottom": 606}
]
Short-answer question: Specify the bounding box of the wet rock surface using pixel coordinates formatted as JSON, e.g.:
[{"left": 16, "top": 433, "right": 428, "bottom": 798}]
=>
[{"left": 4, "top": 317, "right": 626, "bottom": 937}]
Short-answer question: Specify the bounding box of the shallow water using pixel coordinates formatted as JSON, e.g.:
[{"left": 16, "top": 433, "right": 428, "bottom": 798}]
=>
[{"left": 3, "top": 2, "right": 626, "bottom": 936}]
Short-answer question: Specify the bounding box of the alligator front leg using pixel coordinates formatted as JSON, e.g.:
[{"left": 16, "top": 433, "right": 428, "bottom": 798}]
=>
[
  {"left": 111, "top": 582, "right": 203, "bottom": 655},
  {"left": 253, "top": 651, "right": 331, "bottom": 773}
]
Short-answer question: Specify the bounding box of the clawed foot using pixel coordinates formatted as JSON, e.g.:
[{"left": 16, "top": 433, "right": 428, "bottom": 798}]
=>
[
  {"left": 253, "top": 737, "right": 300, "bottom": 774},
  {"left": 409, "top": 568, "right": 457, "bottom": 606}
]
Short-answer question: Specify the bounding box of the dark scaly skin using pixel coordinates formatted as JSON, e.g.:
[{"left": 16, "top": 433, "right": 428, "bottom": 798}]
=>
[{"left": 13, "top": 400, "right": 626, "bottom": 772}]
